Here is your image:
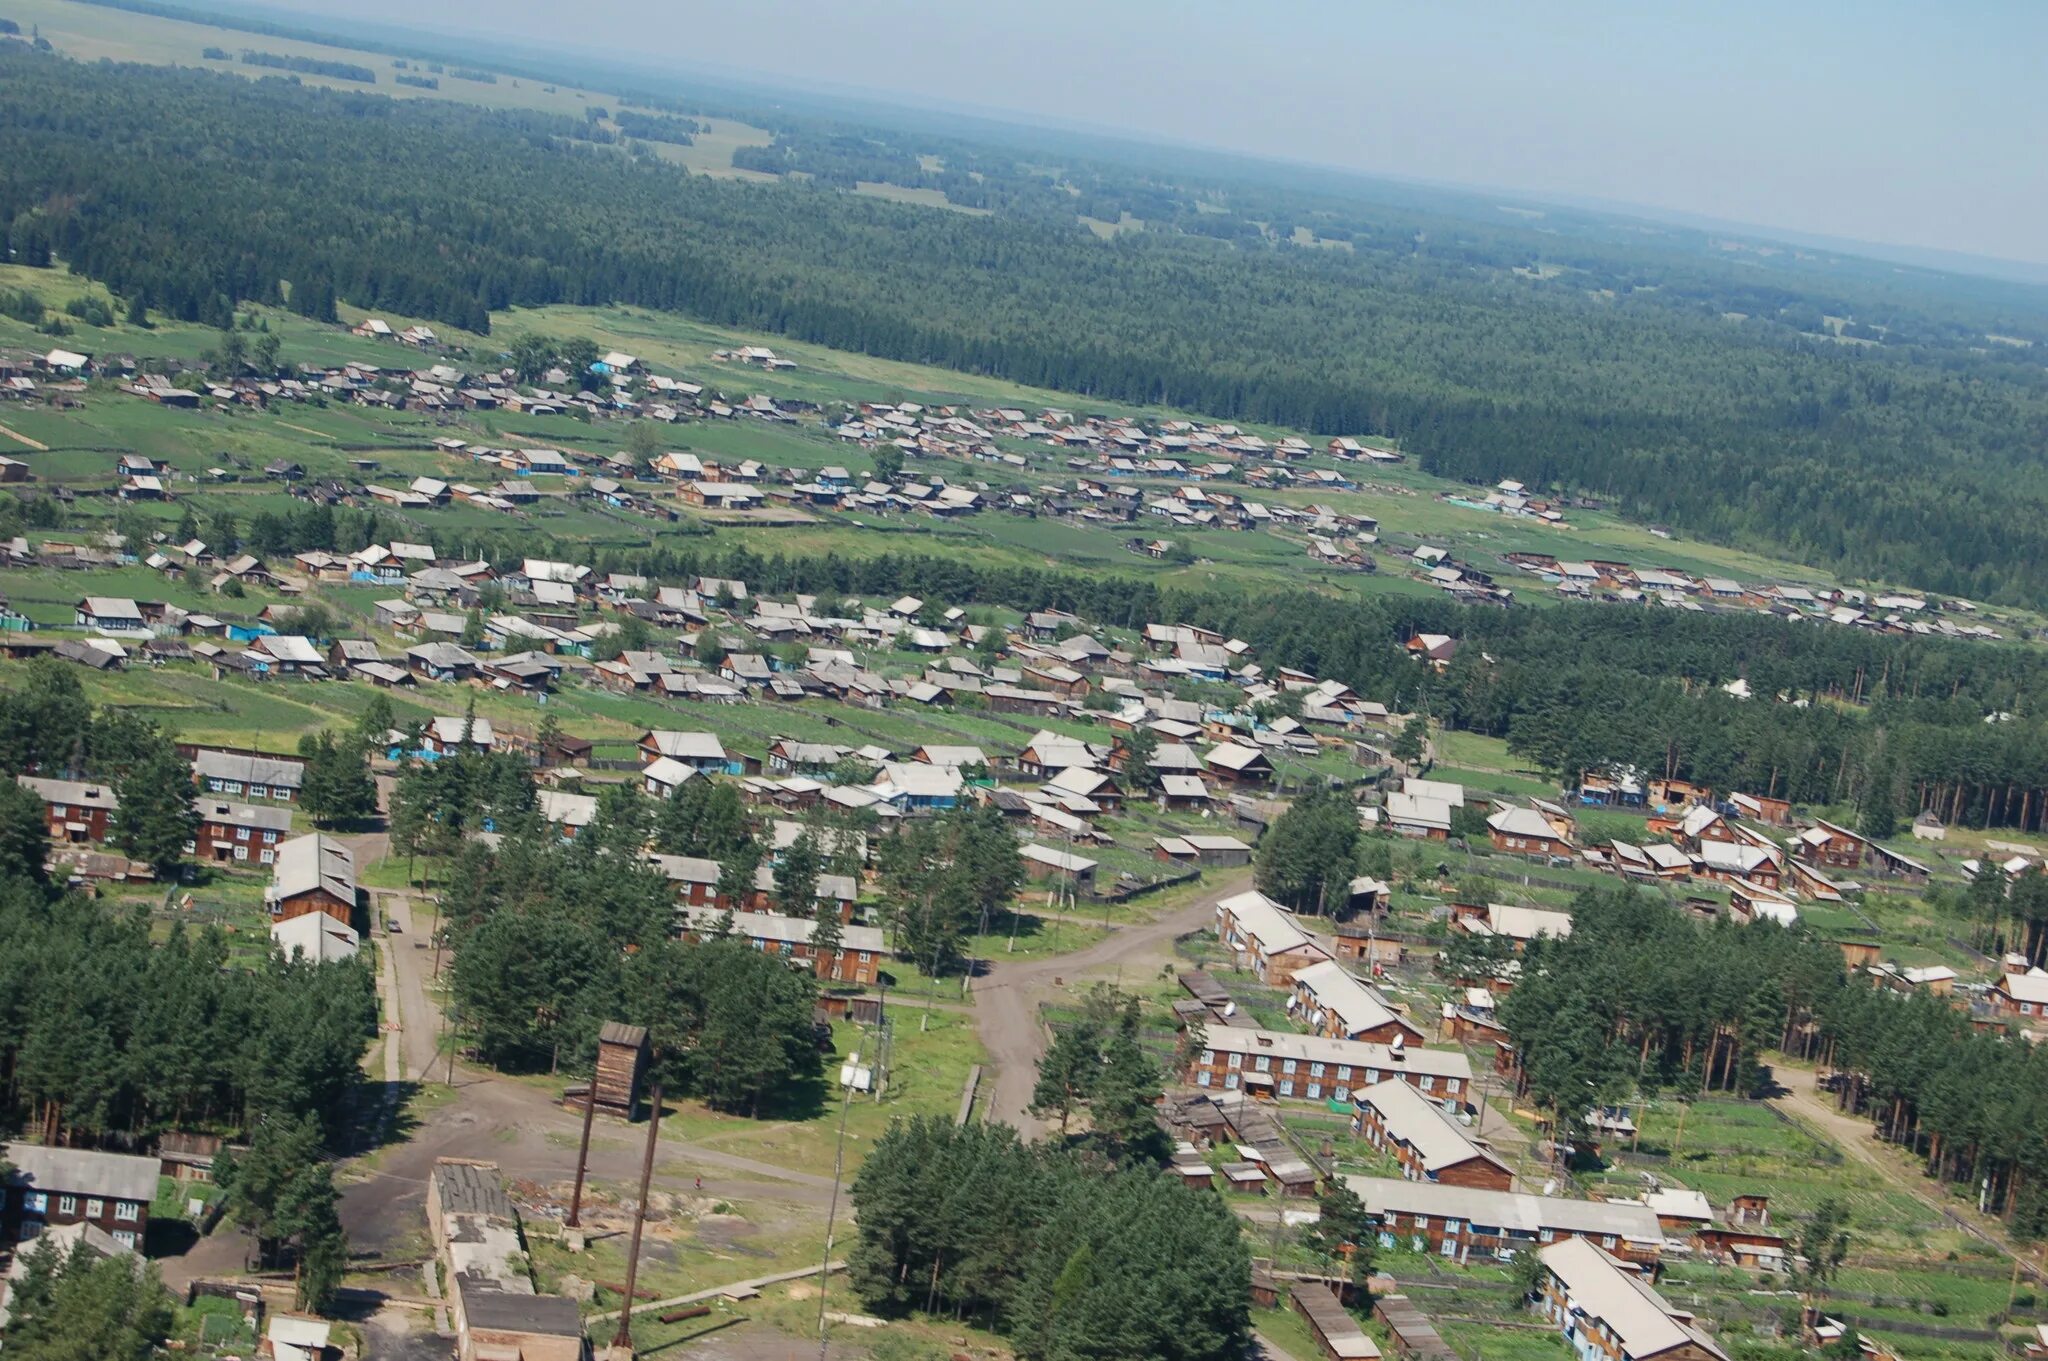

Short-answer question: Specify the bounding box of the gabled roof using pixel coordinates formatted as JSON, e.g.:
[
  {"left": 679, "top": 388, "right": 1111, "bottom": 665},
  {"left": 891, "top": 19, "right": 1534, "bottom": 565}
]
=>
[
  {"left": 267, "top": 833, "right": 357, "bottom": 904},
  {"left": 1539, "top": 1236, "right": 1729, "bottom": 1361}
]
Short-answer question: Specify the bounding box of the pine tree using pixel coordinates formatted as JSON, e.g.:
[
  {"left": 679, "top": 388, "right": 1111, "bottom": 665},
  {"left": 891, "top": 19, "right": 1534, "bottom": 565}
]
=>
[{"left": 115, "top": 741, "right": 198, "bottom": 874}]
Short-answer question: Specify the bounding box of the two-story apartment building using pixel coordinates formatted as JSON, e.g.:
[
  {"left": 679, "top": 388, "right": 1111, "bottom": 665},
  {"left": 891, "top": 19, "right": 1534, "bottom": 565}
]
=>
[
  {"left": 264, "top": 833, "right": 360, "bottom": 926},
  {"left": 15, "top": 776, "right": 119, "bottom": 844},
  {"left": 191, "top": 798, "right": 294, "bottom": 865},
  {"left": 1344, "top": 1176, "right": 1664, "bottom": 1269},
  {"left": 1535, "top": 1236, "right": 1728, "bottom": 1361},
  {"left": 1289, "top": 960, "right": 1427, "bottom": 1046},
  {"left": 678, "top": 907, "right": 886, "bottom": 985},
  {"left": 1185, "top": 1027, "right": 1472, "bottom": 1109},
  {"left": 1215, "top": 890, "right": 1332, "bottom": 985},
  {"left": 1350, "top": 1079, "right": 1513, "bottom": 1190},
  {"left": 2, "top": 1144, "right": 159, "bottom": 1250}
]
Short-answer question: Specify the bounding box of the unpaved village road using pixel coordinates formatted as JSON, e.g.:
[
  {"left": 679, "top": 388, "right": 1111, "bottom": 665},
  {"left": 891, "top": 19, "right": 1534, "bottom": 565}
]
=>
[{"left": 972, "top": 870, "right": 1251, "bottom": 1136}]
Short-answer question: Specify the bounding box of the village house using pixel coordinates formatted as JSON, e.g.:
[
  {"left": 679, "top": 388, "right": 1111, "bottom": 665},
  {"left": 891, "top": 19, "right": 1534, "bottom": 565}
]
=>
[
  {"left": 74, "top": 596, "right": 146, "bottom": 632},
  {"left": 1535, "top": 1236, "right": 1728, "bottom": 1361},
  {"left": 1346, "top": 1177, "right": 1664, "bottom": 1268},
  {"left": 190, "top": 798, "right": 293, "bottom": 866},
  {"left": 1152, "top": 833, "right": 1253, "bottom": 867},
  {"left": 1203, "top": 742, "right": 1275, "bottom": 785},
  {"left": 1488, "top": 805, "right": 1573, "bottom": 858},
  {"left": 1350, "top": 1078, "right": 1513, "bottom": 1189},
  {"left": 1215, "top": 889, "right": 1333, "bottom": 985},
  {"left": 1290, "top": 960, "right": 1427, "bottom": 1046},
  {"left": 1186, "top": 1028, "right": 1472, "bottom": 1108},
  {"left": 1450, "top": 902, "right": 1573, "bottom": 951},
  {"left": 679, "top": 908, "right": 885, "bottom": 985},
  {"left": 637, "top": 729, "right": 729, "bottom": 774},
  {"left": 1991, "top": 968, "right": 2048, "bottom": 1021},
  {"left": 15, "top": 775, "right": 118, "bottom": 845},
  {"left": 264, "top": 833, "right": 360, "bottom": 927},
  {"left": 2, "top": 1144, "right": 159, "bottom": 1250}
]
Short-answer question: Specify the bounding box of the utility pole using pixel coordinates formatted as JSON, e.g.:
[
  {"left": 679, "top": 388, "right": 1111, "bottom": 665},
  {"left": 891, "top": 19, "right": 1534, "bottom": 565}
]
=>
[
  {"left": 565, "top": 1081, "right": 598, "bottom": 1229},
  {"left": 445, "top": 1004, "right": 458, "bottom": 1088},
  {"left": 609, "top": 1080, "right": 664, "bottom": 1354},
  {"left": 816, "top": 1073, "right": 856, "bottom": 1360}
]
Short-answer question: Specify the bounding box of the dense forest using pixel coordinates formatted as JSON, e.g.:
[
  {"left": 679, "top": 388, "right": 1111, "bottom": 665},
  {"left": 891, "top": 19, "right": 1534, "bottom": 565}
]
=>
[
  {"left": 849, "top": 1117, "right": 1252, "bottom": 1361},
  {"left": 5, "top": 48, "right": 2048, "bottom": 597}
]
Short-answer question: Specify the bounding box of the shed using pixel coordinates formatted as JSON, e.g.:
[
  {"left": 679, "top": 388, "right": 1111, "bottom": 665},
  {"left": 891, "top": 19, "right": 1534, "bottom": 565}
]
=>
[
  {"left": 1291, "top": 1283, "right": 1381, "bottom": 1360},
  {"left": 588, "top": 1022, "right": 648, "bottom": 1118}
]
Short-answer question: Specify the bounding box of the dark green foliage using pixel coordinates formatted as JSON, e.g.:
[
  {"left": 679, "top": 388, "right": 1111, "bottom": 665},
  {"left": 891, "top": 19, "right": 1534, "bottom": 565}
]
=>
[
  {"left": 1254, "top": 785, "right": 1359, "bottom": 913},
  {"left": 1795, "top": 1198, "right": 1852, "bottom": 1296},
  {"left": 1030, "top": 986, "right": 1167, "bottom": 1161},
  {"left": 652, "top": 778, "right": 752, "bottom": 860},
  {"left": 0, "top": 889, "right": 375, "bottom": 1143},
  {"left": 849, "top": 1117, "right": 1250, "bottom": 1361},
  {"left": 295, "top": 730, "right": 377, "bottom": 828},
  {"left": 0, "top": 777, "right": 49, "bottom": 888},
  {"left": 876, "top": 804, "right": 1022, "bottom": 974},
  {"left": 113, "top": 736, "right": 198, "bottom": 876},
  {"left": 614, "top": 110, "right": 699, "bottom": 145},
  {"left": 446, "top": 827, "right": 823, "bottom": 1112},
  {"left": 1497, "top": 889, "right": 1844, "bottom": 1130},
  {"left": 212, "top": 1112, "right": 347, "bottom": 1309},
  {"left": 0, "top": 1233, "right": 173, "bottom": 1361},
  {"left": 238, "top": 49, "right": 377, "bottom": 83},
  {"left": 7, "top": 46, "right": 2048, "bottom": 594}
]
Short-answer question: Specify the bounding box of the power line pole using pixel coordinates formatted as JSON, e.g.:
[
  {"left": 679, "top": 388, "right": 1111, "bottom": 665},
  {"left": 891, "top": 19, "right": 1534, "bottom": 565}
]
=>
[
  {"left": 565, "top": 1081, "right": 598, "bottom": 1229},
  {"left": 609, "top": 1080, "right": 664, "bottom": 1354},
  {"left": 816, "top": 1073, "right": 856, "bottom": 1360}
]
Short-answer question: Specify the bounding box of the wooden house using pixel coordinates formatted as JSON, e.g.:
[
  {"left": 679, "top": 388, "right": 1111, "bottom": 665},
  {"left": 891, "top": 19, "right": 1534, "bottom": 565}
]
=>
[{"left": 586, "top": 1022, "right": 648, "bottom": 1119}]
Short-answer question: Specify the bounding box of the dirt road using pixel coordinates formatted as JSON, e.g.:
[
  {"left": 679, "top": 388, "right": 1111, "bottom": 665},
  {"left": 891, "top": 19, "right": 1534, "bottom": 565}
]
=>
[
  {"left": 1769, "top": 1062, "right": 2043, "bottom": 1280},
  {"left": 972, "top": 870, "right": 1249, "bottom": 1135}
]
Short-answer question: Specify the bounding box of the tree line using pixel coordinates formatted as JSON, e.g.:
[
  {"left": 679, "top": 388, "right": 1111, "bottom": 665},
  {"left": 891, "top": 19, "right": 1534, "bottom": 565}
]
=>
[
  {"left": 1493, "top": 887, "right": 2048, "bottom": 1236},
  {"left": 848, "top": 1117, "right": 1251, "bottom": 1361},
  {"left": 6, "top": 45, "right": 2048, "bottom": 597}
]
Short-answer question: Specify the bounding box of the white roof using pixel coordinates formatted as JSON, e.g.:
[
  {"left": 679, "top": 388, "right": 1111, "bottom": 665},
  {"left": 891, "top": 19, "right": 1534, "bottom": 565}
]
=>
[
  {"left": 267, "top": 833, "right": 356, "bottom": 904},
  {"left": 1291, "top": 960, "right": 1419, "bottom": 1040},
  {"left": 1465, "top": 903, "right": 1573, "bottom": 941},
  {"left": 875, "top": 762, "right": 964, "bottom": 799},
  {"left": 1643, "top": 1187, "right": 1714, "bottom": 1223},
  {"left": 2000, "top": 969, "right": 2048, "bottom": 1005},
  {"left": 1539, "top": 1237, "right": 1729, "bottom": 1361},
  {"left": 1487, "top": 807, "right": 1556, "bottom": 840},
  {"left": 642, "top": 755, "right": 700, "bottom": 790},
  {"left": 1402, "top": 777, "right": 1466, "bottom": 807},
  {"left": 269, "top": 912, "right": 360, "bottom": 963},
  {"left": 1021, "top": 844, "right": 1099, "bottom": 874},
  {"left": 1200, "top": 1028, "right": 1471, "bottom": 1082},
  {"left": 1346, "top": 1177, "right": 1662, "bottom": 1245},
  {"left": 916, "top": 745, "right": 988, "bottom": 768},
  {"left": 1354, "top": 1079, "right": 1506, "bottom": 1174},
  {"left": 1160, "top": 774, "right": 1211, "bottom": 798},
  {"left": 1216, "top": 890, "right": 1319, "bottom": 957},
  {"left": 1384, "top": 790, "right": 1452, "bottom": 832},
  {"left": 1204, "top": 742, "right": 1268, "bottom": 772},
  {"left": 644, "top": 730, "right": 728, "bottom": 761}
]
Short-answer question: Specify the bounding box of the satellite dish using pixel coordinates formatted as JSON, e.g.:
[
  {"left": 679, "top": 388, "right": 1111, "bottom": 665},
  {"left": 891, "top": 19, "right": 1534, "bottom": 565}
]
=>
[{"left": 1221, "top": 1002, "right": 1237, "bottom": 1018}]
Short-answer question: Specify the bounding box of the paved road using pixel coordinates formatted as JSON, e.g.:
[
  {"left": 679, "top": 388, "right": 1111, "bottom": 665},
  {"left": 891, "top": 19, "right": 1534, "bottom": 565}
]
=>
[{"left": 972, "top": 870, "right": 1249, "bottom": 1135}]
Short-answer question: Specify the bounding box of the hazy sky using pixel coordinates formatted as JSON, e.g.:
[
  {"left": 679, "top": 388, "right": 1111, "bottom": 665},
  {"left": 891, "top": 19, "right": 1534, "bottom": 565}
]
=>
[{"left": 269, "top": 0, "right": 2048, "bottom": 265}]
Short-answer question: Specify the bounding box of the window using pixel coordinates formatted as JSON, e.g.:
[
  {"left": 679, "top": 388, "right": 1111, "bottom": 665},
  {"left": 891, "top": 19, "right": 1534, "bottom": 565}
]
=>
[
  {"left": 86, "top": 1199, "right": 104, "bottom": 1219},
  {"left": 1334, "top": 1086, "right": 1350, "bottom": 1103},
  {"left": 1196, "top": 1070, "right": 1211, "bottom": 1088},
  {"left": 263, "top": 830, "right": 279, "bottom": 844},
  {"left": 1364, "top": 1068, "right": 1380, "bottom": 1084},
  {"left": 859, "top": 951, "right": 871, "bottom": 962},
  {"left": 1201, "top": 1049, "right": 1216, "bottom": 1065},
  {"left": 23, "top": 1192, "right": 46, "bottom": 1214},
  {"left": 1310, "top": 1062, "right": 1325, "bottom": 1078},
  {"left": 260, "top": 850, "right": 275, "bottom": 865},
  {"left": 1307, "top": 1082, "right": 1322, "bottom": 1100},
  {"left": 1279, "top": 1080, "right": 1294, "bottom": 1097},
  {"left": 113, "top": 1230, "right": 137, "bottom": 1249},
  {"left": 18, "top": 1222, "right": 40, "bottom": 1241},
  {"left": 1441, "top": 1238, "right": 1457, "bottom": 1257},
  {"left": 51, "top": 804, "right": 67, "bottom": 818},
  {"left": 1601, "top": 1235, "right": 1615, "bottom": 1249},
  {"left": 1420, "top": 1075, "right": 1434, "bottom": 1092},
  {"left": 1226, "top": 1052, "right": 1242, "bottom": 1069},
  {"left": 1281, "top": 1059, "right": 1296, "bottom": 1075},
  {"left": 58, "top": 1196, "right": 77, "bottom": 1215},
  {"left": 234, "top": 847, "right": 248, "bottom": 862},
  {"left": 1224, "top": 1073, "right": 1240, "bottom": 1090},
  {"left": 1335, "top": 1066, "right": 1351, "bottom": 1081},
  {"left": 249, "top": 784, "right": 268, "bottom": 800},
  {"left": 114, "top": 1201, "right": 138, "bottom": 1222}
]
